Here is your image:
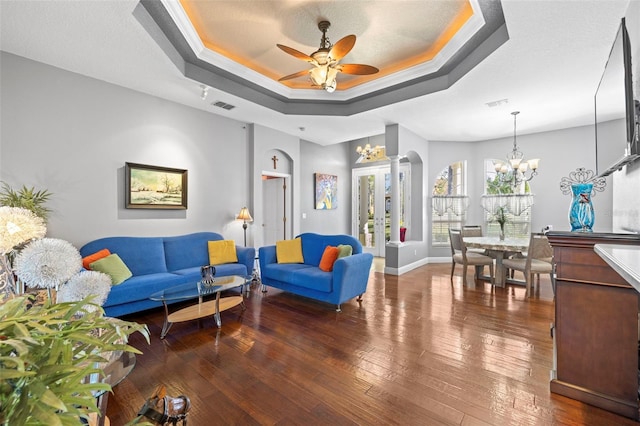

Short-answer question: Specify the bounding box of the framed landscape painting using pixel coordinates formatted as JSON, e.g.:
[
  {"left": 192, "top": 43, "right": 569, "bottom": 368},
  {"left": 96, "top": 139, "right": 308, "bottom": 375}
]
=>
[
  {"left": 315, "top": 173, "right": 337, "bottom": 210},
  {"left": 125, "top": 162, "right": 188, "bottom": 209}
]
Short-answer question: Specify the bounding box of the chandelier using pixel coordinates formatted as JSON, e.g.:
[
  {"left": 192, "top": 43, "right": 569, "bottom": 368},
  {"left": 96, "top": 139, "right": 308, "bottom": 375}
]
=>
[
  {"left": 493, "top": 111, "right": 540, "bottom": 190},
  {"left": 356, "top": 143, "right": 387, "bottom": 163}
]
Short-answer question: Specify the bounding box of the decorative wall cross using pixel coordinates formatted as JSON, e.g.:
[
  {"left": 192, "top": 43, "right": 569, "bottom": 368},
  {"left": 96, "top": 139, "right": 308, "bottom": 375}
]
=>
[{"left": 272, "top": 155, "right": 278, "bottom": 169}]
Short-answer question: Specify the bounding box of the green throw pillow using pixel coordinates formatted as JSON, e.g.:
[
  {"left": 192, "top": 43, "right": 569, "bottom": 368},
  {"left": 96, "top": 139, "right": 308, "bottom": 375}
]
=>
[
  {"left": 89, "top": 253, "right": 132, "bottom": 285},
  {"left": 337, "top": 244, "right": 353, "bottom": 258}
]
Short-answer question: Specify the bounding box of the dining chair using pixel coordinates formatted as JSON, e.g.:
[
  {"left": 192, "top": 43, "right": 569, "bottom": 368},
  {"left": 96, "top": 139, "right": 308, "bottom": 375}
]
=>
[
  {"left": 449, "top": 228, "right": 494, "bottom": 284},
  {"left": 462, "top": 225, "right": 482, "bottom": 234},
  {"left": 502, "top": 233, "right": 554, "bottom": 297},
  {"left": 461, "top": 225, "right": 486, "bottom": 254}
]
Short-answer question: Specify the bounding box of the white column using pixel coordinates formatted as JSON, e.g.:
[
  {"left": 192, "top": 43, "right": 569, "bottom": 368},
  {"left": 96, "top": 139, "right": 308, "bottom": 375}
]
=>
[{"left": 388, "top": 155, "right": 401, "bottom": 244}]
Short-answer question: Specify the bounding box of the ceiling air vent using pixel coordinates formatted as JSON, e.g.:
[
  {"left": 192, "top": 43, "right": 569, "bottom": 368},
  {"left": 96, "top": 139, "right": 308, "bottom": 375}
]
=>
[
  {"left": 485, "top": 98, "right": 509, "bottom": 108},
  {"left": 212, "top": 101, "right": 235, "bottom": 110}
]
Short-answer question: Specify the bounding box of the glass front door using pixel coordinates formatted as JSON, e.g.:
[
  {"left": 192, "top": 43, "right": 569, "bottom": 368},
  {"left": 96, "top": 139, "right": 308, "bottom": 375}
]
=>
[
  {"left": 353, "top": 169, "right": 389, "bottom": 257},
  {"left": 353, "top": 165, "right": 409, "bottom": 257}
]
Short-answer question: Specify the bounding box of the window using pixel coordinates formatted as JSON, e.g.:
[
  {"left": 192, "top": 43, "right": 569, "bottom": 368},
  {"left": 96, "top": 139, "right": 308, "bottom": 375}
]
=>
[
  {"left": 483, "top": 159, "right": 532, "bottom": 238},
  {"left": 432, "top": 161, "right": 467, "bottom": 246}
]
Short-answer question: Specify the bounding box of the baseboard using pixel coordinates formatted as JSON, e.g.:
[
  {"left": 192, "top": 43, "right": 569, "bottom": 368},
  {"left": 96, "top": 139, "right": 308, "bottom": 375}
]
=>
[
  {"left": 550, "top": 379, "right": 639, "bottom": 420},
  {"left": 384, "top": 257, "right": 451, "bottom": 275}
]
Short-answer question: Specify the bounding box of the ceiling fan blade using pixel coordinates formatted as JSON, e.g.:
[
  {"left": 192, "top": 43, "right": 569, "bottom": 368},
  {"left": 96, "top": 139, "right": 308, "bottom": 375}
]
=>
[
  {"left": 338, "top": 64, "right": 379, "bottom": 75},
  {"left": 278, "top": 69, "right": 310, "bottom": 81},
  {"left": 276, "top": 44, "right": 314, "bottom": 62},
  {"left": 329, "top": 35, "right": 356, "bottom": 61}
]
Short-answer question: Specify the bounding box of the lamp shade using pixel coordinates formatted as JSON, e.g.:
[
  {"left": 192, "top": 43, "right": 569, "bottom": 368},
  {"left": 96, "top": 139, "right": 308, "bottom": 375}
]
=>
[{"left": 236, "top": 207, "right": 253, "bottom": 222}]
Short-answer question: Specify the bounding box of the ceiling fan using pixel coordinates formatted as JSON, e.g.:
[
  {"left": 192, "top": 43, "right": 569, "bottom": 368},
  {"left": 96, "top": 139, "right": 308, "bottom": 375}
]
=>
[{"left": 276, "top": 21, "right": 379, "bottom": 92}]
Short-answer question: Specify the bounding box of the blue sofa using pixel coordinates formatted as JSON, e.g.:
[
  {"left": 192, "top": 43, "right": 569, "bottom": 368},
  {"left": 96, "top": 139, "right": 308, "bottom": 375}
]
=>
[
  {"left": 79, "top": 232, "right": 254, "bottom": 317},
  {"left": 259, "top": 233, "right": 373, "bottom": 311}
]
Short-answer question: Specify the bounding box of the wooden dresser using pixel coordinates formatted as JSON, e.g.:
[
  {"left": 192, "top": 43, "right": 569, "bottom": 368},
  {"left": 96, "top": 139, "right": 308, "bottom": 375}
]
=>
[{"left": 547, "top": 231, "right": 640, "bottom": 420}]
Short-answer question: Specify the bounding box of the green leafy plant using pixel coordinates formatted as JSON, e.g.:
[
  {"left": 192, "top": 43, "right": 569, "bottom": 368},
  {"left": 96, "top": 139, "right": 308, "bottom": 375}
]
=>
[
  {"left": 0, "top": 295, "right": 149, "bottom": 425},
  {"left": 493, "top": 206, "right": 509, "bottom": 238},
  {"left": 0, "top": 182, "right": 52, "bottom": 220},
  {"left": 495, "top": 206, "right": 508, "bottom": 227}
]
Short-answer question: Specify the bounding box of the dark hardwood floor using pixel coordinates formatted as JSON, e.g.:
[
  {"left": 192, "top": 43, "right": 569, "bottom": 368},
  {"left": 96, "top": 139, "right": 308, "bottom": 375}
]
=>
[{"left": 106, "top": 263, "right": 638, "bottom": 425}]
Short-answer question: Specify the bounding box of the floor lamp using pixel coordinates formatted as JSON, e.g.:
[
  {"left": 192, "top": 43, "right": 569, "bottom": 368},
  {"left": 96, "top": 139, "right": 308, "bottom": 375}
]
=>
[{"left": 236, "top": 207, "right": 253, "bottom": 247}]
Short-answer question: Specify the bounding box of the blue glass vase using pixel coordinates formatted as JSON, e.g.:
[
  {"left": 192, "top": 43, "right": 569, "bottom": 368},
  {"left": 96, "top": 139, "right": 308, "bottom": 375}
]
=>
[{"left": 569, "top": 182, "right": 594, "bottom": 232}]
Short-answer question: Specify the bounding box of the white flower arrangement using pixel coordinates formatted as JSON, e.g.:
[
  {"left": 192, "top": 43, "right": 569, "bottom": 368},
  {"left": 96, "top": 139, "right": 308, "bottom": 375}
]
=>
[
  {"left": 56, "top": 270, "right": 112, "bottom": 313},
  {"left": 0, "top": 206, "right": 46, "bottom": 254},
  {"left": 14, "top": 238, "right": 82, "bottom": 289}
]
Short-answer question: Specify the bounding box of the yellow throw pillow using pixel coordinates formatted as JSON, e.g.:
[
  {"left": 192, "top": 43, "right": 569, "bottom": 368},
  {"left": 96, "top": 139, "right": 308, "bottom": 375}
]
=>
[
  {"left": 208, "top": 240, "right": 238, "bottom": 266},
  {"left": 276, "top": 238, "right": 304, "bottom": 264}
]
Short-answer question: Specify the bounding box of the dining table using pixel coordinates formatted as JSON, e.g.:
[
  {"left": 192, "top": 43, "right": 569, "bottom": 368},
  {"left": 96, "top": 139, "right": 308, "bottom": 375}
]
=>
[{"left": 463, "top": 236, "right": 530, "bottom": 287}]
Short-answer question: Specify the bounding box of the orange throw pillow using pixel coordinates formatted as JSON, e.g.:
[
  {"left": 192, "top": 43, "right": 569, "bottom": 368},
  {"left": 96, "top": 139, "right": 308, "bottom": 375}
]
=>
[
  {"left": 319, "top": 245, "right": 339, "bottom": 272},
  {"left": 82, "top": 248, "right": 111, "bottom": 270}
]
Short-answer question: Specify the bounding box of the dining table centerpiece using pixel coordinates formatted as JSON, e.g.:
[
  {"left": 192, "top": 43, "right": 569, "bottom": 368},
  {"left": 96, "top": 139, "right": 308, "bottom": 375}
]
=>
[{"left": 495, "top": 206, "right": 508, "bottom": 241}]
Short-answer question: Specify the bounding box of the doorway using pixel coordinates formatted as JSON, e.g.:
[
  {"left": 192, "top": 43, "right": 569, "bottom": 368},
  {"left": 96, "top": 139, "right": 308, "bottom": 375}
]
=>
[{"left": 262, "top": 172, "right": 290, "bottom": 246}]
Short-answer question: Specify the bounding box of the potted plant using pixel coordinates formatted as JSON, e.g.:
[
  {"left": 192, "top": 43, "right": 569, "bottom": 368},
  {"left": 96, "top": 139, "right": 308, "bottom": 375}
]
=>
[
  {"left": 0, "top": 295, "right": 149, "bottom": 425},
  {"left": 0, "top": 182, "right": 52, "bottom": 221}
]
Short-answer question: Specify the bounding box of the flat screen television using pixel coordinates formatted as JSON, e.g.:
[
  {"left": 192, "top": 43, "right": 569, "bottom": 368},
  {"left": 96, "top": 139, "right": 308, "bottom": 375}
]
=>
[{"left": 594, "top": 17, "right": 639, "bottom": 177}]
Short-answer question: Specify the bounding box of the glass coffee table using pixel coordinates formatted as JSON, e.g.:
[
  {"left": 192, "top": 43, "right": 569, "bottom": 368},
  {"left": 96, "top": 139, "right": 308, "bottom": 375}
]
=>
[{"left": 149, "top": 275, "right": 247, "bottom": 339}]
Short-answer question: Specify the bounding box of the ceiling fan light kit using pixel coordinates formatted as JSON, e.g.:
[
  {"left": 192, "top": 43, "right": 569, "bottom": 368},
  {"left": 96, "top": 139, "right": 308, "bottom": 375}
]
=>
[{"left": 277, "top": 20, "right": 379, "bottom": 92}]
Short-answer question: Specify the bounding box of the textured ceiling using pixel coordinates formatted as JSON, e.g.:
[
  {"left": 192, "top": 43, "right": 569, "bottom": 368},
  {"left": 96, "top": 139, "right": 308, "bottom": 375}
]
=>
[
  {"left": 179, "top": 0, "right": 473, "bottom": 90},
  {"left": 139, "top": 0, "right": 505, "bottom": 113}
]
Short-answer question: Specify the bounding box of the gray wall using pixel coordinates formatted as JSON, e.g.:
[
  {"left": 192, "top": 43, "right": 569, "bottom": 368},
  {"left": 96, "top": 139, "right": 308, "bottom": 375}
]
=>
[
  {"left": 0, "top": 52, "right": 251, "bottom": 248},
  {"left": 0, "top": 52, "right": 354, "bottom": 250},
  {"left": 2, "top": 0, "right": 639, "bottom": 260},
  {"left": 299, "top": 140, "right": 351, "bottom": 234},
  {"left": 473, "top": 124, "right": 613, "bottom": 233},
  {"left": 0, "top": 53, "right": 305, "bottom": 249},
  {"left": 426, "top": 123, "right": 616, "bottom": 258},
  {"left": 249, "top": 123, "right": 301, "bottom": 248}
]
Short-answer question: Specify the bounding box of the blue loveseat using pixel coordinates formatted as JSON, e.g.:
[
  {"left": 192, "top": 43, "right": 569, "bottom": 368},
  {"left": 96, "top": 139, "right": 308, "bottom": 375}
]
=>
[
  {"left": 259, "top": 233, "right": 374, "bottom": 311},
  {"left": 79, "top": 232, "right": 254, "bottom": 317}
]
